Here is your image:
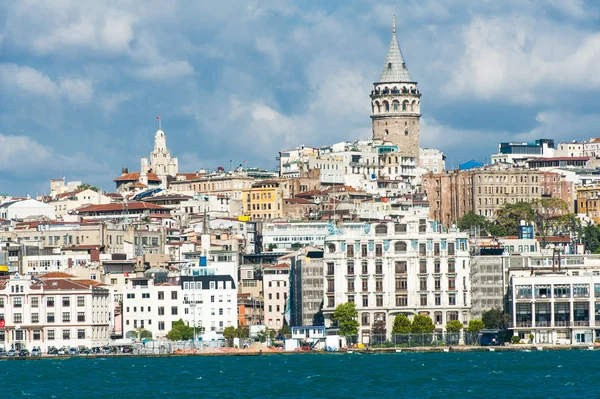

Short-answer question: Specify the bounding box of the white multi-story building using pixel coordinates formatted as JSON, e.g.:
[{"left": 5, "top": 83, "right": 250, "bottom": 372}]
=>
[
  {"left": 419, "top": 148, "right": 445, "bottom": 174},
  {"left": 261, "top": 221, "right": 330, "bottom": 251},
  {"left": 510, "top": 273, "right": 600, "bottom": 345},
  {"left": 45, "top": 189, "right": 113, "bottom": 218},
  {"left": 0, "top": 273, "right": 111, "bottom": 352},
  {"left": 122, "top": 277, "right": 182, "bottom": 340},
  {"left": 263, "top": 264, "right": 290, "bottom": 329},
  {"left": 322, "top": 218, "right": 471, "bottom": 342},
  {"left": 180, "top": 271, "right": 238, "bottom": 339}
]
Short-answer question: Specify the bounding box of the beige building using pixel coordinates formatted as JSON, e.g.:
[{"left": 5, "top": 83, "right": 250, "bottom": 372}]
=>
[
  {"left": 423, "top": 167, "right": 574, "bottom": 226},
  {"left": 45, "top": 189, "right": 113, "bottom": 218},
  {"left": 170, "top": 173, "right": 255, "bottom": 201}
]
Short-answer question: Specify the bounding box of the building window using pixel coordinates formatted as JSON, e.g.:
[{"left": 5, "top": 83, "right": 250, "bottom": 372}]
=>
[
  {"left": 396, "top": 295, "right": 407, "bottom": 307},
  {"left": 63, "top": 312, "right": 71, "bottom": 323},
  {"left": 171, "top": 291, "right": 178, "bottom": 300},
  {"left": 63, "top": 329, "right": 71, "bottom": 340},
  {"left": 395, "top": 261, "right": 407, "bottom": 274},
  {"left": 47, "top": 313, "right": 55, "bottom": 323},
  {"left": 158, "top": 291, "right": 165, "bottom": 300},
  {"left": 77, "top": 296, "right": 85, "bottom": 307},
  {"left": 448, "top": 294, "right": 456, "bottom": 306},
  {"left": 0, "top": 298, "right": 3, "bottom": 308},
  {"left": 362, "top": 312, "right": 370, "bottom": 326},
  {"left": 420, "top": 295, "right": 427, "bottom": 306},
  {"left": 62, "top": 297, "right": 70, "bottom": 307},
  {"left": 33, "top": 330, "right": 41, "bottom": 340},
  {"left": 126, "top": 294, "right": 135, "bottom": 299},
  {"left": 347, "top": 279, "right": 355, "bottom": 292},
  {"left": 78, "top": 329, "right": 85, "bottom": 339},
  {"left": 327, "top": 296, "right": 335, "bottom": 308},
  {"left": 48, "top": 330, "right": 55, "bottom": 340},
  {"left": 13, "top": 297, "right": 22, "bottom": 308},
  {"left": 435, "top": 294, "right": 441, "bottom": 306},
  {"left": 77, "top": 312, "right": 85, "bottom": 322},
  {"left": 395, "top": 278, "right": 407, "bottom": 292},
  {"left": 347, "top": 262, "right": 354, "bottom": 275},
  {"left": 142, "top": 293, "right": 150, "bottom": 299},
  {"left": 394, "top": 242, "right": 407, "bottom": 253},
  {"left": 171, "top": 306, "right": 178, "bottom": 315},
  {"left": 31, "top": 313, "right": 39, "bottom": 323},
  {"left": 362, "top": 279, "right": 368, "bottom": 292},
  {"left": 31, "top": 297, "right": 38, "bottom": 308},
  {"left": 13, "top": 313, "right": 22, "bottom": 323},
  {"left": 420, "top": 278, "right": 427, "bottom": 291},
  {"left": 159, "top": 321, "right": 165, "bottom": 331},
  {"left": 47, "top": 297, "right": 55, "bottom": 307},
  {"left": 362, "top": 295, "right": 369, "bottom": 307}
]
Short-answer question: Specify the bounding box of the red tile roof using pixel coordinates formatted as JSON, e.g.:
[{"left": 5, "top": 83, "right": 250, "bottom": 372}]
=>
[
  {"left": 37, "top": 272, "right": 76, "bottom": 278},
  {"left": 130, "top": 182, "right": 148, "bottom": 188},
  {"left": 114, "top": 172, "right": 161, "bottom": 182},
  {"left": 75, "top": 202, "right": 169, "bottom": 214}
]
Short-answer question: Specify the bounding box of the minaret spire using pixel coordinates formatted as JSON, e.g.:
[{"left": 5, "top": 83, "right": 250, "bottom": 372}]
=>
[
  {"left": 392, "top": 15, "right": 396, "bottom": 34},
  {"left": 157, "top": 115, "right": 161, "bottom": 130}
]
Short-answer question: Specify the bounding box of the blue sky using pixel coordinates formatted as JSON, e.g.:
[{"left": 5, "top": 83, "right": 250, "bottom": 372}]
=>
[{"left": 1, "top": 0, "right": 600, "bottom": 195}]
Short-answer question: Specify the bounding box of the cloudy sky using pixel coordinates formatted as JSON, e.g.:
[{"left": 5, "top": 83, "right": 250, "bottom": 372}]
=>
[{"left": 2, "top": 0, "right": 600, "bottom": 195}]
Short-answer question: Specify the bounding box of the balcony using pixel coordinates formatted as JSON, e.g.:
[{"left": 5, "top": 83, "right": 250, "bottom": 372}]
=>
[
  {"left": 509, "top": 321, "right": 532, "bottom": 328},
  {"left": 573, "top": 320, "right": 590, "bottom": 327},
  {"left": 554, "top": 320, "right": 570, "bottom": 327},
  {"left": 535, "top": 320, "right": 551, "bottom": 327}
]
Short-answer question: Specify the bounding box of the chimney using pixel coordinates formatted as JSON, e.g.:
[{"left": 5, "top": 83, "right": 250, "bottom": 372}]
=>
[{"left": 121, "top": 167, "right": 129, "bottom": 175}]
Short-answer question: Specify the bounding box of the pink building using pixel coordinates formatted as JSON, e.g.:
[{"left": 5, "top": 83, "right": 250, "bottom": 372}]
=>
[{"left": 262, "top": 264, "right": 290, "bottom": 330}]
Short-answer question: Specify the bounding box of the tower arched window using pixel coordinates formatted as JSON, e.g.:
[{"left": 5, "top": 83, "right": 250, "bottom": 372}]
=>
[
  {"left": 385, "top": 102, "right": 390, "bottom": 112},
  {"left": 402, "top": 102, "right": 407, "bottom": 111},
  {"left": 405, "top": 129, "right": 409, "bottom": 136},
  {"left": 376, "top": 102, "right": 381, "bottom": 113},
  {"left": 385, "top": 129, "right": 389, "bottom": 136}
]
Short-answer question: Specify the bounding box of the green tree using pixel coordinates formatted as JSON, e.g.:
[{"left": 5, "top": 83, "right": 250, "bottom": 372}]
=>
[
  {"left": 495, "top": 202, "right": 535, "bottom": 236},
  {"left": 391, "top": 314, "right": 412, "bottom": 334},
  {"left": 372, "top": 319, "right": 386, "bottom": 336},
  {"left": 223, "top": 326, "right": 236, "bottom": 346},
  {"left": 166, "top": 319, "right": 194, "bottom": 341},
  {"left": 467, "top": 319, "right": 485, "bottom": 334},
  {"left": 532, "top": 198, "right": 569, "bottom": 246},
  {"left": 279, "top": 323, "right": 291, "bottom": 337},
  {"left": 76, "top": 183, "right": 100, "bottom": 192},
  {"left": 482, "top": 308, "right": 510, "bottom": 330},
  {"left": 332, "top": 302, "right": 359, "bottom": 336},
  {"left": 445, "top": 320, "right": 463, "bottom": 333},
  {"left": 581, "top": 223, "right": 600, "bottom": 254},
  {"left": 236, "top": 326, "right": 249, "bottom": 339},
  {"left": 411, "top": 314, "right": 435, "bottom": 333},
  {"left": 134, "top": 328, "right": 152, "bottom": 341},
  {"left": 457, "top": 212, "right": 489, "bottom": 233}
]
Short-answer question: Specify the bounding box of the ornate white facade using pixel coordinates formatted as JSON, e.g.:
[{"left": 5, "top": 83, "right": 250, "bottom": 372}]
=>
[{"left": 141, "top": 127, "right": 178, "bottom": 189}]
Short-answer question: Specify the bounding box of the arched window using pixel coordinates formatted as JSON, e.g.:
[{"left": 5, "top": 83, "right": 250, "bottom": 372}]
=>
[
  {"left": 405, "top": 129, "right": 409, "bottom": 136},
  {"left": 393, "top": 101, "right": 399, "bottom": 111},
  {"left": 394, "top": 241, "right": 407, "bottom": 253},
  {"left": 402, "top": 101, "right": 407, "bottom": 111},
  {"left": 375, "top": 224, "right": 388, "bottom": 235},
  {"left": 361, "top": 312, "right": 370, "bottom": 326},
  {"left": 376, "top": 101, "right": 381, "bottom": 113},
  {"left": 385, "top": 129, "right": 389, "bottom": 136},
  {"left": 327, "top": 243, "right": 336, "bottom": 253},
  {"left": 384, "top": 101, "right": 390, "bottom": 112}
]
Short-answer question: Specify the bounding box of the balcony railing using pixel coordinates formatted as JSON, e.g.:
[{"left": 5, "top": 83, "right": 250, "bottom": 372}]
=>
[
  {"left": 573, "top": 320, "right": 590, "bottom": 327},
  {"left": 554, "top": 320, "right": 570, "bottom": 327}
]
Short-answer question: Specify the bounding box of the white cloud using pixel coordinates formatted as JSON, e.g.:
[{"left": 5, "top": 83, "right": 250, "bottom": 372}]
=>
[
  {"left": 0, "top": 133, "right": 107, "bottom": 175},
  {"left": 0, "top": 64, "right": 93, "bottom": 103},
  {"left": 443, "top": 16, "right": 600, "bottom": 104},
  {"left": 135, "top": 61, "right": 195, "bottom": 80}
]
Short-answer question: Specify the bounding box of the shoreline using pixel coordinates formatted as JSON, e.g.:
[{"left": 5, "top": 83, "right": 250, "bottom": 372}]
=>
[{"left": 1, "top": 344, "right": 598, "bottom": 360}]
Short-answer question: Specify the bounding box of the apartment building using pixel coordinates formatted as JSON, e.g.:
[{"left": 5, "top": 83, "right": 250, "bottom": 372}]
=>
[
  {"left": 122, "top": 277, "right": 182, "bottom": 340},
  {"left": 576, "top": 186, "right": 600, "bottom": 223},
  {"left": 422, "top": 167, "right": 573, "bottom": 226},
  {"left": 0, "top": 273, "right": 111, "bottom": 352},
  {"left": 263, "top": 264, "right": 290, "bottom": 330},
  {"left": 509, "top": 273, "right": 600, "bottom": 345},
  {"left": 169, "top": 173, "right": 255, "bottom": 201},
  {"left": 242, "top": 180, "right": 289, "bottom": 220},
  {"left": 322, "top": 218, "right": 471, "bottom": 342},
  {"left": 180, "top": 272, "right": 238, "bottom": 338}
]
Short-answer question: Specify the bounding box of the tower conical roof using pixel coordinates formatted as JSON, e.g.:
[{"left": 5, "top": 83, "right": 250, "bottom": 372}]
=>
[{"left": 379, "top": 16, "right": 412, "bottom": 83}]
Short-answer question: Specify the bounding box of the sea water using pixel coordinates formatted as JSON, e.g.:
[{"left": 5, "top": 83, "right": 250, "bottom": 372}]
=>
[{"left": 2, "top": 351, "right": 599, "bottom": 398}]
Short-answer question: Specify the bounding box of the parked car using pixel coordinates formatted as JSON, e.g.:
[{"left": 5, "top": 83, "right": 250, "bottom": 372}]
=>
[
  {"left": 57, "top": 348, "right": 67, "bottom": 356},
  {"left": 101, "top": 346, "right": 113, "bottom": 354},
  {"left": 90, "top": 347, "right": 101, "bottom": 355},
  {"left": 47, "top": 347, "right": 58, "bottom": 355},
  {"left": 68, "top": 348, "right": 79, "bottom": 356},
  {"left": 121, "top": 346, "right": 133, "bottom": 354},
  {"left": 0, "top": 350, "right": 7, "bottom": 357},
  {"left": 31, "top": 349, "right": 42, "bottom": 357},
  {"left": 19, "top": 349, "right": 30, "bottom": 357},
  {"left": 6, "top": 350, "right": 17, "bottom": 357}
]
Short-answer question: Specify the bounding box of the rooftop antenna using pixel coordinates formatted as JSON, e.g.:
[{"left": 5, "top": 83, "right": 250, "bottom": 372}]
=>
[
  {"left": 157, "top": 116, "right": 161, "bottom": 130},
  {"left": 392, "top": 15, "right": 396, "bottom": 34}
]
